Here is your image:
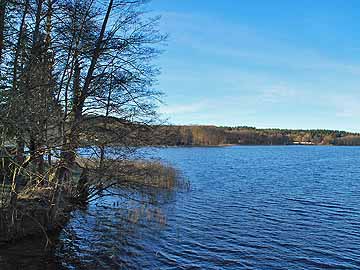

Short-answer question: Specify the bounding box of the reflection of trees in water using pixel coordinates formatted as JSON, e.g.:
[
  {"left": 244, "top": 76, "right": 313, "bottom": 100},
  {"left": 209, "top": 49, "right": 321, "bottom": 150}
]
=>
[
  {"left": 0, "top": 177, "right": 186, "bottom": 269},
  {"left": 0, "top": 184, "right": 184, "bottom": 270},
  {"left": 0, "top": 236, "right": 64, "bottom": 270},
  {"left": 55, "top": 188, "right": 179, "bottom": 269}
]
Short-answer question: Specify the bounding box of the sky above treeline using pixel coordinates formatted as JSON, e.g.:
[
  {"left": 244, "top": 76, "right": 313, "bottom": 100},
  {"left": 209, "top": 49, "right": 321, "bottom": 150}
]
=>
[{"left": 149, "top": 0, "right": 360, "bottom": 132}]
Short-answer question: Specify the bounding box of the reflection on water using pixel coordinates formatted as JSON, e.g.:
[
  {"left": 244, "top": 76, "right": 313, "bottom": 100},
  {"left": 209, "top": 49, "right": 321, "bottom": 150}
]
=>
[
  {"left": 0, "top": 236, "right": 63, "bottom": 270},
  {"left": 55, "top": 193, "right": 175, "bottom": 270},
  {"left": 2, "top": 146, "right": 360, "bottom": 269}
]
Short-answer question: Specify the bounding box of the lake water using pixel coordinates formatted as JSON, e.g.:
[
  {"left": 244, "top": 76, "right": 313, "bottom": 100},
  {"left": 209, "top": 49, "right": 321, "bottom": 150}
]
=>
[{"left": 2, "top": 146, "right": 360, "bottom": 269}]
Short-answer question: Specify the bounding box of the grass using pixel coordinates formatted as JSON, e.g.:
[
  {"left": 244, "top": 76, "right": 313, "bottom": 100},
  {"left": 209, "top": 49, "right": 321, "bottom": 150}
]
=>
[
  {"left": 121, "top": 160, "right": 187, "bottom": 190},
  {"left": 78, "top": 157, "right": 190, "bottom": 192}
]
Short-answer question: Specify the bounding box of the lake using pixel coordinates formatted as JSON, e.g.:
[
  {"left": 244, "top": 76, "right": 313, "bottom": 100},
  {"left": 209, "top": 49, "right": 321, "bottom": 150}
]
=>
[{"left": 2, "top": 146, "right": 360, "bottom": 269}]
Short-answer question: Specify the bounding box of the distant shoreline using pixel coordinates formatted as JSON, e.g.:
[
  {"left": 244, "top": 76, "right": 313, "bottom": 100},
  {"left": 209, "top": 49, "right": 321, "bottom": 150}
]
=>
[
  {"left": 144, "top": 125, "right": 360, "bottom": 147},
  {"left": 151, "top": 142, "right": 360, "bottom": 148},
  {"left": 151, "top": 143, "right": 360, "bottom": 148},
  {"left": 85, "top": 118, "right": 360, "bottom": 147}
]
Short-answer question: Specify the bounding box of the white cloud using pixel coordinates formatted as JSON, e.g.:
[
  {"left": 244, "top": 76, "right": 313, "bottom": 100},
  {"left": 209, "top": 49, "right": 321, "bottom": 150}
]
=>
[
  {"left": 261, "top": 85, "right": 298, "bottom": 103},
  {"left": 332, "top": 96, "right": 360, "bottom": 118},
  {"left": 159, "top": 11, "right": 360, "bottom": 75},
  {"left": 152, "top": 10, "right": 360, "bottom": 131},
  {"left": 159, "top": 100, "right": 208, "bottom": 114}
]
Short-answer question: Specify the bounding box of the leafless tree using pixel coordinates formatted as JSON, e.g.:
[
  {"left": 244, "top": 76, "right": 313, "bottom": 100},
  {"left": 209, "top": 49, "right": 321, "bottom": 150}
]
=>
[{"left": 0, "top": 0, "right": 169, "bottom": 218}]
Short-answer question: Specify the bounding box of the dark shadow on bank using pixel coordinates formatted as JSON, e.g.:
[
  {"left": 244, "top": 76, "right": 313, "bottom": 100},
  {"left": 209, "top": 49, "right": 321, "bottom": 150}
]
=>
[{"left": 0, "top": 235, "right": 65, "bottom": 270}]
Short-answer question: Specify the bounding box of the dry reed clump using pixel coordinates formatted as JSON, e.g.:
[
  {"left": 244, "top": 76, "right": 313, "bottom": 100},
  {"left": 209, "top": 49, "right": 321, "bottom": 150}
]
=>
[
  {"left": 122, "top": 161, "right": 184, "bottom": 190},
  {"left": 17, "top": 187, "right": 54, "bottom": 202},
  {"left": 80, "top": 157, "right": 190, "bottom": 191}
]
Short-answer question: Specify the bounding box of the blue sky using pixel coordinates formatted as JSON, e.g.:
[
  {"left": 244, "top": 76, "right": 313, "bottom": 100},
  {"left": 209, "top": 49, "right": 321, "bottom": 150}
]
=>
[{"left": 148, "top": 0, "right": 360, "bottom": 132}]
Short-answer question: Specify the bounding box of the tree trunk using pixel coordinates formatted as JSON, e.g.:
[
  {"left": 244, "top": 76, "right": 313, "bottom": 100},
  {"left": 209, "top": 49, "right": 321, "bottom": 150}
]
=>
[
  {"left": 57, "top": 0, "right": 114, "bottom": 182},
  {"left": 77, "top": 168, "right": 89, "bottom": 204},
  {"left": 0, "top": 0, "right": 6, "bottom": 66},
  {"left": 77, "top": 0, "right": 114, "bottom": 117},
  {"left": 54, "top": 0, "right": 113, "bottom": 209},
  {"left": 33, "top": 0, "right": 44, "bottom": 45},
  {"left": 12, "top": 0, "right": 29, "bottom": 92}
]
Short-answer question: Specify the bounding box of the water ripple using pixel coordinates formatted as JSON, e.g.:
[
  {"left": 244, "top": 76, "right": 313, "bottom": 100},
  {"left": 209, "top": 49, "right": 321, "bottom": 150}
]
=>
[{"left": 3, "top": 146, "right": 360, "bottom": 270}]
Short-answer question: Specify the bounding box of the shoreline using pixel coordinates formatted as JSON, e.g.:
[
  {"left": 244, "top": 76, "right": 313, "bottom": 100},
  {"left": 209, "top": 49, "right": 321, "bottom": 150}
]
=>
[
  {"left": 149, "top": 144, "right": 359, "bottom": 148},
  {"left": 0, "top": 158, "right": 182, "bottom": 247}
]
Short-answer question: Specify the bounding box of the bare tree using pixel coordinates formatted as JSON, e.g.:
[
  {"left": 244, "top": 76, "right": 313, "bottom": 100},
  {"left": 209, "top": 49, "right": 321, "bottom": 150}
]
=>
[{"left": 0, "top": 0, "right": 169, "bottom": 220}]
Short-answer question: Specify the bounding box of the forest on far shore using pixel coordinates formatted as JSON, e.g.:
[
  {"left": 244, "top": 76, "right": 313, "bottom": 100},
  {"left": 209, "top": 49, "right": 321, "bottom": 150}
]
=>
[
  {"left": 146, "top": 125, "right": 360, "bottom": 146},
  {"left": 82, "top": 117, "right": 360, "bottom": 146}
]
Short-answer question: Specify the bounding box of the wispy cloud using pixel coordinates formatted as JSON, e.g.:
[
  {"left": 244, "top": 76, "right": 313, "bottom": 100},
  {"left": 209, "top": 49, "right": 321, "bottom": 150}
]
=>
[
  {"left": 260, "top": 85, "right": 298, "bottom": 103},
  {"left": 159, "top": 100, "right": 208, "bottom": 114},
  {"left": 151, "top": 7, "right": 360, "bottom": 131},
  {"left": 159, "top": 11, "right": 360, "bottom": 75},
  {"left": 331, "top": 95, "right": 360, "bottom": 118}
]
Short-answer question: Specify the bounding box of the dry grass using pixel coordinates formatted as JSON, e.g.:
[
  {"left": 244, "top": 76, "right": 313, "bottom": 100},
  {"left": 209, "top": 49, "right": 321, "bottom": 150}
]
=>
[
  {"left": 78, "top": 157, "right": 190, "bottom": 192},
  {"left": 17, "top": 186, "right": 54, "bottom": 202},
  {"left": 121, "top": 160, "right": 184, "bottom": 190}
]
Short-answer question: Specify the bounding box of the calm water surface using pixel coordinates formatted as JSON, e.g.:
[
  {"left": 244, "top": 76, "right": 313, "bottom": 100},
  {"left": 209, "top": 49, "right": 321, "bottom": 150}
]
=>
[{"left": 2, "top": 146, "right": 360, "bottom": 269}]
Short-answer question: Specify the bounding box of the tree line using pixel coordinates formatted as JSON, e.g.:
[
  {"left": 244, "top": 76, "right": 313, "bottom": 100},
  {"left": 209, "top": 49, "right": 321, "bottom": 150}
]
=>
[{"left": 142, "top": 126, "right": 360, "bottom": 146}]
